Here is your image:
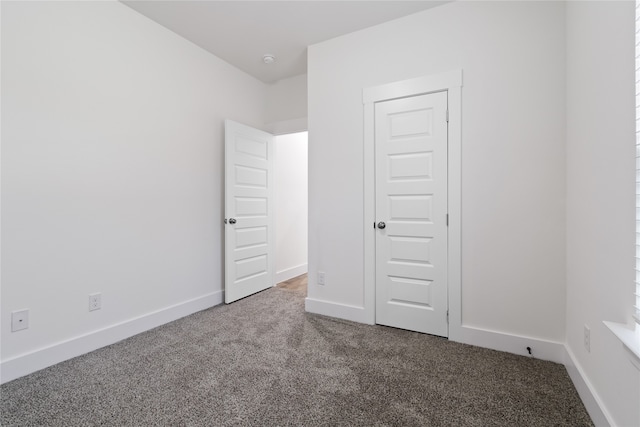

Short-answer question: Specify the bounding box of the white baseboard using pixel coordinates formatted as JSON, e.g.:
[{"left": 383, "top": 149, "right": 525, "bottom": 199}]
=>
[
  {"left": 449, "top": 324, "right": 566, "bottom": 363},
  {"left": 305, "top": 297, "right": 371, "bottom": 324},
  {"left": 1, "top": 290, "right": 223, "bottom": 384},
  {"left": 275, "top": 264, "right": 308, "bottom": 285},
  {"left": 564, "top": 345, "right": 613, "bottom": 427}
]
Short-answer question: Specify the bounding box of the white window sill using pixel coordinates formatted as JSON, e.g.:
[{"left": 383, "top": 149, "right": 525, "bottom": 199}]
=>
[{"left": 603, "top": 321, "right": 640, "bottom": 370}]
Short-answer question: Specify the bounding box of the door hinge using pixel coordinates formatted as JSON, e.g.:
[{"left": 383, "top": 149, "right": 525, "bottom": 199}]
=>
[
  {"left": 446, "top": 110, "right": 449, "bottom": 123},
  {"left": 447, "top": 310, "right": 449, "bottom": 324},
  {"left": 446, "top": 214, "right": 449, "bottom": 226}
]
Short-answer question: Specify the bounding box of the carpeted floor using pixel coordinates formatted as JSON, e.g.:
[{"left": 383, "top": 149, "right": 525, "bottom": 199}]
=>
[{"left": 1, "top": 278, "right": 593, "bottom": 426}]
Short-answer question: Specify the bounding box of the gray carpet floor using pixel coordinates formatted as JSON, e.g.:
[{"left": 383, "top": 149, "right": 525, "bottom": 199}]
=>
[{"left": 1, "top": 282, "right": 593, "bottom": 426}]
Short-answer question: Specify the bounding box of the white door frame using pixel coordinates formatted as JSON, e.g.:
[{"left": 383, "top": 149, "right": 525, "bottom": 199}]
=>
[{"left": 363, "top": 69, "right": 462, "bottom": 338}]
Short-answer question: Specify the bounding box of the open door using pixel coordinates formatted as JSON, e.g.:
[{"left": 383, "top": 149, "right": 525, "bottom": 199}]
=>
[{"left": 224, "top": 120, "right": 274, "bottom": 303}]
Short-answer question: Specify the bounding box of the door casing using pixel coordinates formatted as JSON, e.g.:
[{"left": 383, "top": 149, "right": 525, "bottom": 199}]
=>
[{"left": 363, "top": 70, "right": 463, "bottom": 338}]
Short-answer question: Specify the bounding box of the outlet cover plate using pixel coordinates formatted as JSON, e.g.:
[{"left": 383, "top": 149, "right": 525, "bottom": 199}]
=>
[
  {"left": 11, "top": 309, "right": 29, "bottom": 332},
  {"left": 584, "top": 324, "right": 591, "bottom": 353},
  {"left": 318, "top": 272, "right": 325, "bottom": 286},
  {"left": 89, "top": 293, "right": 102, "bottom": 311}
]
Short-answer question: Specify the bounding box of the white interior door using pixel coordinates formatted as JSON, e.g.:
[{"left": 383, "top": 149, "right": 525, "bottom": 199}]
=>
[
  {"left": 224, "top": 120, "right": 274, "bottom": 303},
  {"left": 374, "top": 91, "right": 448, "bottom": 336}
]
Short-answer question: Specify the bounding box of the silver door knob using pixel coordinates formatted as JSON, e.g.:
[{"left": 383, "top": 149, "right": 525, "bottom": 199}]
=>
[
  {"left": 377, "top": 221, "right": 386, "bottom": 229},
  {"left": 229, "top": 218, "right": 237, "bottom": 224}
]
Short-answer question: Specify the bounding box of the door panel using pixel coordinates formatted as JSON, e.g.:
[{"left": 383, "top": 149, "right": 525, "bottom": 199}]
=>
[
  {"left": 225, "top": 120, "right": 274, "bottom": 303},
  {"left": 375, "top": 91, "right": 448, "bottom": 336}
]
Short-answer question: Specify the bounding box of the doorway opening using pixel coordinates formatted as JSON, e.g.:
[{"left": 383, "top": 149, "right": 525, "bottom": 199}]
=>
[
  {"left": 274, "top": 131, "right": 308, "bottom": 295},
  {"left": 224, "top": 121, "right": 307, "bottom": 302}
]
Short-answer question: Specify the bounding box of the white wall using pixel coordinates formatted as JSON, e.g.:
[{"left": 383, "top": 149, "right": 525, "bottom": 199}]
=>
[
  {"left": 565, "top": 2, "right": 640, "bottom": 426},
  {"left": 265, "top": 73, "right": 308, "bottom": 135},
  {"left": 1, "top": 1, "right": 267, "bottom": 381},
  {"left": 307, "top": 1, "right": 566, "bottom": 341},
  {"left": 274, "top": 132, "right": 308, "bottom": 283}
]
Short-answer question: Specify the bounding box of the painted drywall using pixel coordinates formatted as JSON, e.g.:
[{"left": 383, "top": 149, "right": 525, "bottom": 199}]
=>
[
  {"left": 1, "top": 0, "right": 266, "bottom": 372},
  {"left": 565, "top": 2, "right": 640, "bottom": 426},
  {"left": 307, "top": 1, "right": 566, "bottom": 341},
  {"left": 274, "top": 132, "right": 308, "bottom": 283},
  {"left": 265, "top": 74, "right": 308, "bottom": 135}
]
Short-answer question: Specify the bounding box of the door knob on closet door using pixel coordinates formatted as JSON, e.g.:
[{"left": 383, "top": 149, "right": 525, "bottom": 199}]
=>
[
  {"left": 228, "top": 218, "right": 237, "bottom": 224},
  {"left": 377, "top": 221, "right": 386, "bottom": 229}
]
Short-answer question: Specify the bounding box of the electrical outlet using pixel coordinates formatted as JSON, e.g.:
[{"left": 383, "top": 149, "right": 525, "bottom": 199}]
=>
[
  {"left": 89, "top": 293, "right": 102, "bottom": 311},
  {"left": 318, "top": 271, "right": 325, "bottom": 286},
  {"left": 584, "top": 324, "right": 591, "bottom": 353},
  {"left": 11, "top": 309, "right": 29, "bottom": 332}
]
